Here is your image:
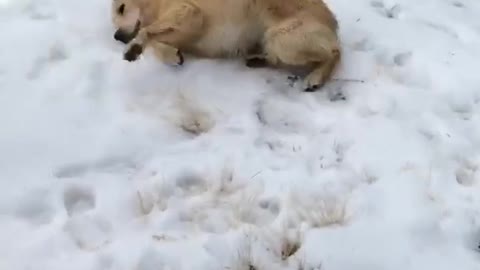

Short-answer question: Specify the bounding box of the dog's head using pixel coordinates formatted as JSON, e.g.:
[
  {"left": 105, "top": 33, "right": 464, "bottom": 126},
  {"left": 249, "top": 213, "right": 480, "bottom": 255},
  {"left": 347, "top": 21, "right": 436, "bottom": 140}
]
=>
[{"left": 111, "top": 0, "right": 141, "bottom": 44}]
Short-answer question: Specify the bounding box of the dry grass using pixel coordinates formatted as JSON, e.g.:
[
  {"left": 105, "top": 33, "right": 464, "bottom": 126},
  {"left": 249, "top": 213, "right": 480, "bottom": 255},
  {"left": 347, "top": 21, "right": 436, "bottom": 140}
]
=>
[{"left": 287, "top": 190, "right": 350, "bottom": 228}]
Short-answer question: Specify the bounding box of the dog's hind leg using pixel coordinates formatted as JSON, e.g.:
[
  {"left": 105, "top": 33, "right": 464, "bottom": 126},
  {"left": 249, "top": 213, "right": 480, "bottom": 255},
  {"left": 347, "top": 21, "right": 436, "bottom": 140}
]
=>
[
  {"left": 303, "top": 44, "right": 340, "bottom": 91},
  {"left": 263, "top": 19, "right": 341, "bottom": 91}
]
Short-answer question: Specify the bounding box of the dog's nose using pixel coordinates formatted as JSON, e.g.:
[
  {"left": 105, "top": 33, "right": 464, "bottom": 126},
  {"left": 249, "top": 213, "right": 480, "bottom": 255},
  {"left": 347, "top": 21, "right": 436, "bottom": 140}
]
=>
[{"left": 114, "top": 29, "right": 131, "bottom": 44}]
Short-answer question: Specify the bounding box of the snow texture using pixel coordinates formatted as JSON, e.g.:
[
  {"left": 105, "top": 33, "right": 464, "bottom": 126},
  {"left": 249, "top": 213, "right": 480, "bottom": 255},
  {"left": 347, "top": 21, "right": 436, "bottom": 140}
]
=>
[{"left": 1, "top": 0, "right": 480, "bottom": 269}]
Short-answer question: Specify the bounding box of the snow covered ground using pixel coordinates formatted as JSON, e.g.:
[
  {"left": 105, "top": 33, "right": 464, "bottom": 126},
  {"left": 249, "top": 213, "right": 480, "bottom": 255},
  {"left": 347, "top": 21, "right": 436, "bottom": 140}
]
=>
[{"left": 1, "top": 0, "right": 480, "bottom": 269}]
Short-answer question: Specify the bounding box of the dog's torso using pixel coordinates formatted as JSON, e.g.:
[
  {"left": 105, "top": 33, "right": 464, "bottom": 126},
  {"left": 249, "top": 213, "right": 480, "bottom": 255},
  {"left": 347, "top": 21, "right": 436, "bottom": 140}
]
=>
[
  {"left": 138, "top": 0, "right": 337, "bottom": 58},
  {"left": 172, "top": 0, "right": 263, "bottom": 58}
]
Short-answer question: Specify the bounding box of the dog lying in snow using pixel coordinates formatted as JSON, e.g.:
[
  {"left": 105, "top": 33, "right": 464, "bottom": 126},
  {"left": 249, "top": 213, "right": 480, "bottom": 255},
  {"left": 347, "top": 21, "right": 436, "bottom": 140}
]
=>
[{"left": 111, "top": 0, "right": 341, "bottom": 91}]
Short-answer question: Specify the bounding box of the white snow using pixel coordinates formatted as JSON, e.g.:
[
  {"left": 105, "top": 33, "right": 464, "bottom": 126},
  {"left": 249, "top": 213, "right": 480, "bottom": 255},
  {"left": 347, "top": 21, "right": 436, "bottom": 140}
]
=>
[{"left": 1, "top": 0, "right": 480, "bottom": 269}]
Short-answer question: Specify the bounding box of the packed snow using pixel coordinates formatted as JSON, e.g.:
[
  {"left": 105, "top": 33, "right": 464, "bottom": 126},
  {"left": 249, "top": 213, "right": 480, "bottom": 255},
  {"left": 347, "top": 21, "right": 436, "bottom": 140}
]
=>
[{"left": 1, "top": 0, "right": 480, "bottom": 269}]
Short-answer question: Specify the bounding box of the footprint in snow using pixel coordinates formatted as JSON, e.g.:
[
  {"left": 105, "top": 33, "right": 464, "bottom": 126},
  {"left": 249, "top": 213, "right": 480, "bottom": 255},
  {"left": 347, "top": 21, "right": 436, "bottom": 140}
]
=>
[
  {"left": 26, "top": 1, "right": 57, "bottom": 20},
  {"left": 370, "top": 1, "right": 402, "bottom": 19},
  {"left": 455, "top": 159, "right": 478, "bottom": 187},
  {"left": 234, "top": 196, "right": 282, "bottom": 227},
  {"left": 14, "top": 189, "right": 56, "bottom": 225},
  {"left": 63, "top": 185, "right": 96, "bottom": 216},
  {"left": 27, "top": 42, "right": 68, "bottom": 80},
  {"left": 393, "top": 52, "right": 413, "bottom": 67},
  {"left": 64, "top": 214, "right": 113, "bottom": 250},
  {"left": 420, "top": 21, "right": 459, "bottom": 39},
  {"left": 352, "top": 38, "right": 375, "bottom": 52},
  {"left": 447, "top": 94, "right": 474, "bottom": 120},
  {"left": 452, "top": 1, "right": 465, "bottom": 8},
  {"left": 258, "top": 198, "right": 281, "bottom": 219},
  {"left": 136, "top": 248, "right": 179, "bottom": 270},
  {"left": 175, "top": 170, "right": 208, "bottom": 195},
  {"left": 94, "top": 254, "right": 119, "bottom": 270}
]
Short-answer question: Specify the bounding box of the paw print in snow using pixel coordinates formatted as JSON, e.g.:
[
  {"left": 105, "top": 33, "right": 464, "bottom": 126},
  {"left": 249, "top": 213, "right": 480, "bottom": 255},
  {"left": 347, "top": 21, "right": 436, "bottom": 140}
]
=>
[
  {"left": 63, "top": 185, "right": 96, "bottom": 216},
  {"left": 370, "top": 1, "right": 402, "bottom": 19},
  {"left": 393, "top": 52, "right": 413, "bottom": 67},
  {"left": 15, "top": 189, "right": 55, "bottom": 225},
  {"left": 64, "top": 214, "right": 113, "bottom": 250},
  {"left": 452, "top": 1, "right": 465, "bottom": 8}
]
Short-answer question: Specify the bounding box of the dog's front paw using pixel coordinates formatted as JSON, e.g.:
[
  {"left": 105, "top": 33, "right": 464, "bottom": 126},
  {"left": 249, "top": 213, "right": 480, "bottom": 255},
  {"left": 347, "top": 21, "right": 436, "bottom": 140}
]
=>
[{"left": 124, "top": 44, "right": 143, "bottom": 62}]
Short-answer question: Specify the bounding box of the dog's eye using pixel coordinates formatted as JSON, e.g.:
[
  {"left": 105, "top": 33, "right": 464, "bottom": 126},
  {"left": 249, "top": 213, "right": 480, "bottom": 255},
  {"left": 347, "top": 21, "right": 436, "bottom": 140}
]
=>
[{"left": 117, "top": 4, "right": 125, "bottom": 15}]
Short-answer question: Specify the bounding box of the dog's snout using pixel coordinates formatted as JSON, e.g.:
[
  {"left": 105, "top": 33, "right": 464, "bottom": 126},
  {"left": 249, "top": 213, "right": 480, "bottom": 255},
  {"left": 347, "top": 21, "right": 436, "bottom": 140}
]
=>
[{"left": 114, "top": 29, "right": 132, "bottom": 44}]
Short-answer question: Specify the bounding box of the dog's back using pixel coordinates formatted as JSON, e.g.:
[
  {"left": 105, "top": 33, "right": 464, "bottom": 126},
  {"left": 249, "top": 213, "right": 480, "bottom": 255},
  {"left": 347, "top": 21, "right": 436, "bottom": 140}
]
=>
[{"left": 256, "top": 0, "right": 337, "bottom": 31}]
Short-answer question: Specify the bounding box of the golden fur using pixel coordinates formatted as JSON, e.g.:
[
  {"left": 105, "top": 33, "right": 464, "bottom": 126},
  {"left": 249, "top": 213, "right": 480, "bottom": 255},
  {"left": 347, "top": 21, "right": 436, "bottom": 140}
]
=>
[{"left": 111, "top": 0, "right": 341, "bottom": 91}]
